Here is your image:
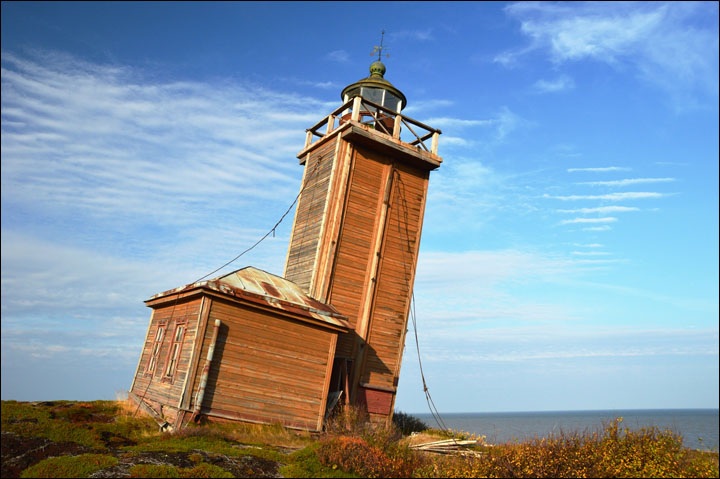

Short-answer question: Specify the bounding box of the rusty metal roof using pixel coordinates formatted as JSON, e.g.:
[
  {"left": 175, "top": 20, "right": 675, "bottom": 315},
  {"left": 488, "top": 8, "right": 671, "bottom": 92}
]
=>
[{"left": 146, "top": 266, "right": 349, "bottom": 331}]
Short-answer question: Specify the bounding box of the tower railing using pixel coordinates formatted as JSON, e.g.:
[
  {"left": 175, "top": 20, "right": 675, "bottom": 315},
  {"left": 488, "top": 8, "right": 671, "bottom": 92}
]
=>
[{"left": 303, "top": 96, "right": 442, "bottom": 156}]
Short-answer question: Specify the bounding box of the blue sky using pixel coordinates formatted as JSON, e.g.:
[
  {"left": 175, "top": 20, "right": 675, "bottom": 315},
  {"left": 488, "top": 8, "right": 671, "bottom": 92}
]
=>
[{"left": 1, "top": 1, "right": 718, "bottom": 414}]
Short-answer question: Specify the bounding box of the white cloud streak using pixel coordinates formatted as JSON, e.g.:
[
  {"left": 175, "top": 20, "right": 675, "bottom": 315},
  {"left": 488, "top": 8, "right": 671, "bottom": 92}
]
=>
[
  {"left": 567, "top": 166, "right": 632, "bottom": 173},
  {"left": 560, "top": 217, "right": 617, "bottom": 225},
  {"left": 501, "top": 1, "right": 719, "bottom": 107},
  {"left": 325, "top": 50, "right": 350, "bottom": 63},
  {"left": 544, "top": 192, "right": 668, "bottom": 201},
  {"left": 578, "top": 177, "right": 675, "bottom": 187},
  {"left": 533, "top": 74, "right": 575, "bottom": 93},
  {"left": 423, "top": 106, "right": 524, "bottom": 142},
  {"left": 557, "top": 206, "right": 640, "bottom": 214},
  {"left": 583, "top": 225, "right": 612, "bottom": 232}
]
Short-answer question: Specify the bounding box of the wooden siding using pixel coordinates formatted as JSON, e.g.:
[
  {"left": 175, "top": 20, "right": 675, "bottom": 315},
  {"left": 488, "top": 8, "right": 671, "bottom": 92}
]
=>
[
  {"left": 129, "top": 296, "right": 204, "bottom": 420},
  {"left": 284, "top": 139, "right": 337, "bottom": 291},
  {"left": 328, "top": 151, "right": 388, "bottom": 358},
  {"left": 194, "top": 298, "right": 336, "bottom": 431},
  {"left": 281, "top": 117, "right": 439, "bottom": 426},
  {"left": 317, "top": 144, "right": 430, "bottom": 421},
  {"left": 358, "top": 386, "right": 394, "bottom": 416},
  {"left": 363, "top": 159, "right": 429, "bottom": 389},
  {"left": 285, "top": 132, "right": 433, "bottom": 424}
]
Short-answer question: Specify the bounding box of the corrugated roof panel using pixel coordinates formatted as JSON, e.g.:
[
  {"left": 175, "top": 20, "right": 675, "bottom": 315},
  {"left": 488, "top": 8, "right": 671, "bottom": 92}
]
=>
[{"left": 147, "top": 266, "right": 349, "bottom": 330}]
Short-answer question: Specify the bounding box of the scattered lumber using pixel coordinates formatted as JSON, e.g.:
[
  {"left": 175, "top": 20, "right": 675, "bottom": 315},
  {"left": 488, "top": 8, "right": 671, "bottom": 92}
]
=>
[{"left": 409, "top": 438, "right": 484, "bottom": 456}]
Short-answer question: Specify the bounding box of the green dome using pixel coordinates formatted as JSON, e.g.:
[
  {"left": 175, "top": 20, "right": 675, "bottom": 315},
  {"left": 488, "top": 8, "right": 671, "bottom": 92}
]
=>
[{"left": 369, "top": 60, "right": 386, "bottom": 77}]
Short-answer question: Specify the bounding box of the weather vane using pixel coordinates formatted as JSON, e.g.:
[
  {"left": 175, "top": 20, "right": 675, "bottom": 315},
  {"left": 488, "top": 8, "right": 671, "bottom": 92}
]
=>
[{"left": 370, "top": 30, "right": 389, "bottom": 61}]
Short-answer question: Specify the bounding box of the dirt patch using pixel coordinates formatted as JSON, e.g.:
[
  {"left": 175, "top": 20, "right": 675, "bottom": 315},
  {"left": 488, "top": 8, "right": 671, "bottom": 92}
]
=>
[{"left": 0, "top": 431, "right": 283, "bottom": 478}]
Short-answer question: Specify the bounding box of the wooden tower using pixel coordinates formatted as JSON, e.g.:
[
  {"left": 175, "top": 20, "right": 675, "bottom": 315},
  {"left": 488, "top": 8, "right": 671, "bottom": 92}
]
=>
[{"left": 284, "top": 55, "right": 442, "bottom": 425}]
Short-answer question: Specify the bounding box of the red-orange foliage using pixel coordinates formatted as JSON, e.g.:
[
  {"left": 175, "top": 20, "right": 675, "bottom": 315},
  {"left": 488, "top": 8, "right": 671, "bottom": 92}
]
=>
[{"left": 316, "top": 435, "right": 423, "bottom": 478}]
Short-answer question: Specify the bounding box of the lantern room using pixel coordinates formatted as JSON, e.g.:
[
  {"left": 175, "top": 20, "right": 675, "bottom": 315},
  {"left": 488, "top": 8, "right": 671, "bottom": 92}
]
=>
[{"left": 341, "top": 60, "right": 407, "bottom": 112}]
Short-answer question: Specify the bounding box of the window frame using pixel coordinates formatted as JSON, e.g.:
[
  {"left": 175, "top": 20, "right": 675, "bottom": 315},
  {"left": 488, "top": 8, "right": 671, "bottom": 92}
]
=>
[
  {"left": 162, "top": 320, "right": 187, "bottom": 382},
  {"left": 145, "top": 321, "right": 167, "bottom": 376}
]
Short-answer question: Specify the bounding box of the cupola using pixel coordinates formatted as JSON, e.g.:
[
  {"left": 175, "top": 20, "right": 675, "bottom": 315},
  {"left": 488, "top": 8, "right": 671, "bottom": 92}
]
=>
[{"left": 340, "top": 60, "right": 407, "bottom": 112}]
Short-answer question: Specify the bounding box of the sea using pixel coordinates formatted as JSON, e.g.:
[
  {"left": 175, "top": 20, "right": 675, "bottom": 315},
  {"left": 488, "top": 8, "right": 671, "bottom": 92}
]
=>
[{"left": 413, "top": 409, "right": 719, "bottom": 451}]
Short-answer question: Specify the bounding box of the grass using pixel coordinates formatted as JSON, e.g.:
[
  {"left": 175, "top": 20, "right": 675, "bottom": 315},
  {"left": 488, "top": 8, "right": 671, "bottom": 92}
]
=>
[
  {"left": 1, "top": 399, "right": 717, "bottom": 478},
  {"left": 20, "top": 454, "right": 118, "bottom": 478}
]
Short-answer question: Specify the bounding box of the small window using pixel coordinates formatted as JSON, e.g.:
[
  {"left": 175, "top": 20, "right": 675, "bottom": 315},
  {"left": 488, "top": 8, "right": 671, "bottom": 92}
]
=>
[
  {"left": 163, "top": 323, "right": 186, "bottom": 379},
  {"left": 145, "top": 324, "right": 165, "bottom": 375}
]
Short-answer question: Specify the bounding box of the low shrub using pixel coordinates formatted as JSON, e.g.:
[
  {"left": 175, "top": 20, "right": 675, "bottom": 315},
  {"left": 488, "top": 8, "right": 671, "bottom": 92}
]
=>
[
  {"left": 417, "top": 417, "right": 719, "bottom": 478},
  {"left": 317, "top": 435, "right": 394, "bottom": 478},
  {"left": 392, "top": 410, "right": 429, "bottom": 436},
  {"left": 315, "top": 415, "right": 718, "bottom": 478},
  {"left": 316, "top": 434, "right": 427, "bottom": 478},
  {"left": 281, "top": 443, "right": 359, "bottom": 478}
]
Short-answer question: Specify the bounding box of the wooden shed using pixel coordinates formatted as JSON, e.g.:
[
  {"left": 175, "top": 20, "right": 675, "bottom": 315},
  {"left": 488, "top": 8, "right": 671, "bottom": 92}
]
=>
[{"left": 128, "top": 266, "right": 348, "bottom": 432}]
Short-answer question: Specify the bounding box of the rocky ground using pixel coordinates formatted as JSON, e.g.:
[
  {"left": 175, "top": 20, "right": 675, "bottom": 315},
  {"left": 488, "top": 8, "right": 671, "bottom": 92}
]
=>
[{"left": 1, "top": 430, "right": 285, "bottom": 478}]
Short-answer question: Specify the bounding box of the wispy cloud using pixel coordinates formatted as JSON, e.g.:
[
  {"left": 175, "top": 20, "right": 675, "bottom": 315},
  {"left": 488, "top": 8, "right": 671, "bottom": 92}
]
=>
[
  {"left": 584, "top": 225, "right": 613, "bottom": 232},
  {"left": 578, "top": 177, "right": 675, "bottom": 187},
  {"left": 557, "top": 206, "right": 640, "bottom": 214},
  {"left": 423, "top": 117, "right": 496, "bottom": 129},
  {"left": 1, "top": 49, "right": 325, "bottom": 336},
  {"left": 423, "top": 106, "right": 524, "bottom": 143},
  {"left": 567, "top": 166, "right": 632, "bottom": 173},
  {"left": 507, "top": 2, "right": 664, "bottom": 63},
  {"left": 532, "top": 74, "right": 575, "bottom": 93},
  {"left": 290, "top": 78, "right": 340, "bottom": 90},
  {"left": 419, "top": 327, "right": 718, "bottom": 363},
  {"left": 404, "top": 99, "right": 455, "bottom": 113},
  {"left": 325, "top": 50, "right": 350, "bottom": 63},
  {"left": 1, "top": 50, "right": 328, "bottom": 223},
  {"left": 418, "top": 249, "right": 573, "bottom": 286},
  {"left": 545, "top": 192, "right": 668, "bottom": 201},
  {"left": 560, "top": 217, "right": 617, "bottom": 225},
  {"left": 388, "top": 29, "right": 435, "bottom": 42},
  {"left": 412, "top": 247, "right": 717, "bottom": 362},
  {"left": 501, "top": 1, "right": 719, "bottom": 107}
]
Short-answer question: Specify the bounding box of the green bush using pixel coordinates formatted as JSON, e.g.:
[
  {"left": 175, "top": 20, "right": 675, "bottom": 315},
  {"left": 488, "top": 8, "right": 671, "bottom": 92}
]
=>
[{"left": 392, "top": 411, "right": 429, "bottom": 436}]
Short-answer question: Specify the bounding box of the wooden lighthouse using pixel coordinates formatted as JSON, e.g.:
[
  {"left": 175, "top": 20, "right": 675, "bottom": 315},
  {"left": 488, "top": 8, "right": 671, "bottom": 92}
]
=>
[
  {"left": 284, "top": 53, "right": 442, "bottom": 426},
  {"left": 129, "top": 46, "right": 441, "bottom": 432}
]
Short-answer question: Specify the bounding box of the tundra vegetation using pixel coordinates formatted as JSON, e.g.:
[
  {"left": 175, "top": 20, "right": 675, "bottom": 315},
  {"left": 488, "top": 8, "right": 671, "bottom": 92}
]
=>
[{"left": 1, "top": 399, "right": 717, "bottom": 478}]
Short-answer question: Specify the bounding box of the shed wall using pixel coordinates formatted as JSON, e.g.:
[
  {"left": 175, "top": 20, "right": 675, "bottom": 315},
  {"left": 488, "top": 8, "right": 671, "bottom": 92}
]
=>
[
  {"left": 195, "top": 298, "right": 336, "bottom": 431},
  {"left": 129, "top": 297, "right": 204, "bottom": 424}
]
